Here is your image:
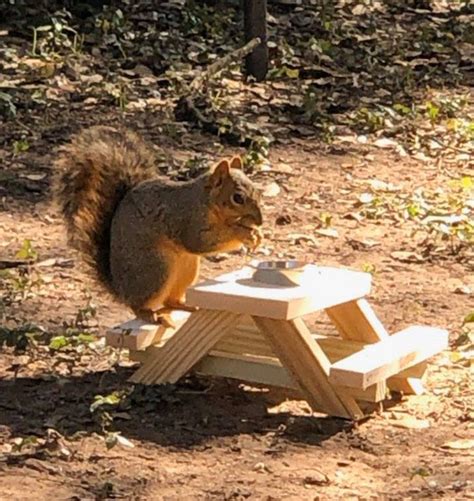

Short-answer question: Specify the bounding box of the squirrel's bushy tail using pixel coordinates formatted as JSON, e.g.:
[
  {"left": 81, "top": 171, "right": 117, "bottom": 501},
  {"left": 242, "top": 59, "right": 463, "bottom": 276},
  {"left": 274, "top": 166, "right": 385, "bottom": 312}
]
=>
[{"left": 54, "top": 126, "right": 157, "bottom": 291}]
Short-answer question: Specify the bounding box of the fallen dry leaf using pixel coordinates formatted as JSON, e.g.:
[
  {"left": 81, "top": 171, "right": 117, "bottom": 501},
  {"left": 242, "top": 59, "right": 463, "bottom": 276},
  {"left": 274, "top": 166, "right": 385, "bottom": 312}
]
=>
[
  {"left": 347, "top": 238, "right": 380, "bottom": 249},
  {"left": 453, "top": 285, "right": 472, "bottom": 295},
  {"left": 303, "top": 471, "right": 330, "bottom": 486},
  {"left": 390, "top": 251, "right": 427, "bottom": 263},
  {"left": 367, "top": 179, "right": 401, "bottom": 192},
  {"left": 288, "top": 233, "right": 317, "bottom": 245},
  {"left": 263, "top": 181, "right": 281, "bottom": 197},
  {"left": 441, "top": 439, "right": 474, "bottom": 450},
  {"left": 389, "top": 415, "right": 431, "bottom": 429},
  {"left": 314, "top": 228, "right": 339, "bottom": 238},
  {"left": 373, "top": 137, "right": 399, "bottom": 149},
  {"left": 21, "top": 173, "right": 47, "bottom": 181},
  {"left": 343, "top": 212, "right": 364, "bottom": 222},
  {"left": 374, "top": 137, "right": 398, "bottom": 148},
  {"left": 358, "top": 192, "right": 374, "bottom": 204}
]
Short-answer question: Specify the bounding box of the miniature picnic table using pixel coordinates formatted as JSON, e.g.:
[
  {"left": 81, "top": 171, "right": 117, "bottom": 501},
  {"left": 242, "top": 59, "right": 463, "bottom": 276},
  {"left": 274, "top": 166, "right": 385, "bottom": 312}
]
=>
[{"left": 107, "top": 265, "right": 447, "bottom": 420}]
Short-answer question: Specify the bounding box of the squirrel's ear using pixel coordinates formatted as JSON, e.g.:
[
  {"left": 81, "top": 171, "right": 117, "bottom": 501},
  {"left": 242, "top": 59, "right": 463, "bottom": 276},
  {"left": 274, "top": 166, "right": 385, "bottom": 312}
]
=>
[
  {"left": 209, "top": 159, "right": 230, "bottom": 188},
  {"left": 229, "top": 156, "right": 243, "bottom": 170}
]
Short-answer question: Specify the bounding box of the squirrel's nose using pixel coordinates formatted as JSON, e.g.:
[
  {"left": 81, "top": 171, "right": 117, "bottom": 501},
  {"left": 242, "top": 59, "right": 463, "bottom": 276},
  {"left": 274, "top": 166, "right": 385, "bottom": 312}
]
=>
[{"left": 252, "top": 205, "right": 263, "bottom": 226}]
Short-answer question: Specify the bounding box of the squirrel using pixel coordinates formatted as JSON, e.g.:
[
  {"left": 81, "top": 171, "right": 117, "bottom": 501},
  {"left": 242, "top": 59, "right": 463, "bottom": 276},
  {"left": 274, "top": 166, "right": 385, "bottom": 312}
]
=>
[{"left": 54, "top": 126, "right": 263, "bottom": 324}]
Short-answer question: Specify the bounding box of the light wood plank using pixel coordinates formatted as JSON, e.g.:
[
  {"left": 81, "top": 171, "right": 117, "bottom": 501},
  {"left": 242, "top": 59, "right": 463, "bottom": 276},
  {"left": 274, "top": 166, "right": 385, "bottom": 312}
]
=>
[
  {"left": 129, "top": 350, "right": 147, "bottom": 363},
  {"left": 106, "top": 319, "right": 161, "bottom": 351},
  {"left": 213, "top": 329, "right": 387, "bottom": 403},
  {"left": 329, "top": 326, "right": 448, "bottom": 389},
  {"left": 214, "top": 326, "right": 276, "bottom": 358},
  {"left": 186, "top": 266, "right": 371, "bottom": 319},
  {"left": 110, "top": 315, "right": 373, "bottom": 360},
  {"left": 326, "top": 299, "right": 434, "bottom": 395},
  {"left": 129, "top": 310, "right": 240, "bottom": 385},
  {"left": 216, "top": 325, "right": 377, "bottom": 364},
  {"left": 387, "top": 377, "right": 425, "bottom": 395},
  {"left": 216, "top": 320, "right": 369, "bottom": 361},
  {"left": 106, "top": 311, "right": 190, "bottom": 351},
  {"left": 253, "top": 317, "right": 364, "bottom": 419},
  {"left": 195, "top": 352, "right": 297, "bottom": 390},
  {"left": 326, "top": 299, "right": 389, "bottom": 342},
  {"left": 388, "top": 362, "right": 428, "bottom": 395},
  {"left": 129, "top": 342, "right": 384, "bottom": 403},
  {"left": 116, "top": 315, "right": 373, "bottom": 361},
  {"left": 326, "top": 299, "right": 427, "bottom": 395},
  {"left": 198, "top": 351, "right": 386, "bottom": 403},
  {"left": 338, "top": 381, "right": 387, "bottom": 402},
  {"left": 394, "top": 361, "right": 428, "bottom": 379}
]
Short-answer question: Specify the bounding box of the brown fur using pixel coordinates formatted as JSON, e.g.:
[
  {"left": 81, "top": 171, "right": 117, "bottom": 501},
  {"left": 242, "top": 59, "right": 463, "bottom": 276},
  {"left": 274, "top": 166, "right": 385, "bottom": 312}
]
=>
[
  {"left": 54, "top": 126, "right": 157, "bottom": 292},
  {"left": 54, "top": 126, "right": 263, "bottom": 319}
]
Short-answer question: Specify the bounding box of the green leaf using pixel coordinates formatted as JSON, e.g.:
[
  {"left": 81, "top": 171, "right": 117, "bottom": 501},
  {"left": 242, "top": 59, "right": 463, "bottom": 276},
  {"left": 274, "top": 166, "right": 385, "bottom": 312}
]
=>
[
  {"left": 411, "top": 467, "right": 431, "bottom": 479},
  {"left": 426, "top": 101, "right": 440, "bottom": 121},
  {"left": 463, "top": 312, "right": 474, "bottom": 325},
  {"left": 460, "top": 176, "right": 473, "bottom": 191},
  {"left": 49, "top": 336, "right": 69, "bottom": 350},
  {"left": 12, "top": 435, "right": 39, "bottom": 452},
  {"left": 77, "top": 333, "right": 96, "bottom": 345},
  {"left": 13, "top": 139, "right": 30, "bottom": 155},
  {"left": 90, "top": 396, "right": 106, "bottom": 413},
  {"left": 90, "top": 392, "right": 123, "bottom": 413},
  {"left": 393, "top": 103, "right": 411, "bottom": 115},
  {"left": 319, "top": 212, "right": 332, "bottom": 228},
  {"left": 52, "top": 20, "right": 63, "bottom": 33},
  {"left": 362, "top": 263, "right": 376, "bottom": 274},
  {"left": 285, "top": 67, "right": 299, "bottom": 79},
  {"left": 15, "top": 239, "right": 38, "bottom": 261},
  {"left": 406, "top": 203, "right": 421, "bottom": 218}
]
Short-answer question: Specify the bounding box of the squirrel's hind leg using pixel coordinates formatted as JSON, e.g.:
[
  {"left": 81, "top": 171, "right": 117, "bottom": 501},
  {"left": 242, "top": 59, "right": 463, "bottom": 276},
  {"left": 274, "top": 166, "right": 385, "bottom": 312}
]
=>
[
  {"left": 131, "top": 252, "right": 201, "bottom": 327},
  {"left": 163, "top": 254, "right": 201, "bottom": 312},
  {"left": 134, "top": 307, "right": 176, "bottom": 329}
]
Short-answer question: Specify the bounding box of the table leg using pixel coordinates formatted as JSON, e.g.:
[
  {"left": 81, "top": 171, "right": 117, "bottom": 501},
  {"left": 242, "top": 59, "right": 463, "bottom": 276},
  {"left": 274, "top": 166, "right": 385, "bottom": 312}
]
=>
[
  {"left": 326, "top": 299, "right": 389, "bottom": 342},
  {"left": 129, "top": 309, "right": 241, "bottom": 385},
  {"left": 326, "top": 299, "right": 424, "bottom": 395},
  {"left": 253, "top": 316, "right": 364, "bottom": 420}
]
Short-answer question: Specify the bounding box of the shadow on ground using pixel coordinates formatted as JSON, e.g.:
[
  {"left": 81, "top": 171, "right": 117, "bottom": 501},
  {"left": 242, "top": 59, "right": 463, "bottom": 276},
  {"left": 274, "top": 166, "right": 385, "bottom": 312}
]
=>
[{"left": 0, "top": 367, "right": 352, "bottom": 448}]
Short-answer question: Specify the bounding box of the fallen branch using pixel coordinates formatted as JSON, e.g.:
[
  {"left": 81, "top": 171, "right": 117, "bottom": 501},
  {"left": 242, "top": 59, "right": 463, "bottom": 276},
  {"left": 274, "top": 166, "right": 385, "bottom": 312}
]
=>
[
  {"left": 0, "top": 257, "right": 74, "bottom": 270},
  {"left": 0, "top": 258, "right": 35, "bottom": 270},
  {"left": 188, "top": 37, "right": 261, "bottom": 95},
  {"left": 175, "top": 37, "right": 261, "bottom": 143},
  {"left": 429, "top": 137, "right": 471, "bottom": 156}
]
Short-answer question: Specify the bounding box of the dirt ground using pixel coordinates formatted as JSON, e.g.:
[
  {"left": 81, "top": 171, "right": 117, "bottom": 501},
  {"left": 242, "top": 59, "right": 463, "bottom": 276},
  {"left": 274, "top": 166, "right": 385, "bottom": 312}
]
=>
[
  {"left": 1, "top": 1, "right": 473, "bottom": 500},
  {"left": 1, "top": 130, "right": 473, "bottom": 499}
]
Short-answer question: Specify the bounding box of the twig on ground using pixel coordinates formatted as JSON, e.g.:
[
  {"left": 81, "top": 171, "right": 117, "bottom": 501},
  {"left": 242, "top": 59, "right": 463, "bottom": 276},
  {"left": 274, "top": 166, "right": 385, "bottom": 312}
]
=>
[
  {"left": 175, "top": 38, "right": 261, "bottom": 141},
  {"left": 188, "top": 37, "right": 261, "bottom": 96}
]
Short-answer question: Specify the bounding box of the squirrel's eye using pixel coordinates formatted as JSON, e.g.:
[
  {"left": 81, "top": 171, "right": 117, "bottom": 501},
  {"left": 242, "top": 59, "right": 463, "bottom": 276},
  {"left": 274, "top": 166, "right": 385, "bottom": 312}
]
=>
[{"left": 232, "top": 192, "right": 245, "bottom": 205}]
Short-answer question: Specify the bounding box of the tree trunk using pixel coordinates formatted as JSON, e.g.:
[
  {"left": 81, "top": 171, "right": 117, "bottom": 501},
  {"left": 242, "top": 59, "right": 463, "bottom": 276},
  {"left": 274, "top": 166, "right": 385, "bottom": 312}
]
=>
[{"left": 243, "top": 0, "right": 268, "bottom": 81}]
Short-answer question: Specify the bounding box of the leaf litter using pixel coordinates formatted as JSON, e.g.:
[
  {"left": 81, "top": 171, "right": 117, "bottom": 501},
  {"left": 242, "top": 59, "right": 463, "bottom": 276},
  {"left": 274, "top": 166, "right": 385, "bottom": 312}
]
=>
[{"left": 0, "top": 1, "right": 473, "bottom": 499}]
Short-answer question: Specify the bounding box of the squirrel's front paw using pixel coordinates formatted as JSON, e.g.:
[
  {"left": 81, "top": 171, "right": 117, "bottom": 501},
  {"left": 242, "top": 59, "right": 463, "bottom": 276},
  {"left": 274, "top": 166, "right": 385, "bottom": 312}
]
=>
[{"left": 244, "top": 226, "right": 263, "bottom": 251}]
